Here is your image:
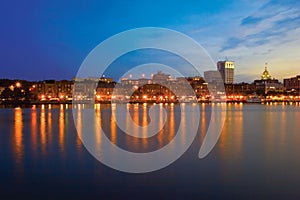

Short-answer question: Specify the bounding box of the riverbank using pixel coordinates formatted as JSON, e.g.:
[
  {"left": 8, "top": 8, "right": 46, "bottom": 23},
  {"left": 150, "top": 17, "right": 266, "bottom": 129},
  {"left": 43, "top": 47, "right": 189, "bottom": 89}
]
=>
[{"left": 1, "top": 100, "right": 300, "bottom": 108}]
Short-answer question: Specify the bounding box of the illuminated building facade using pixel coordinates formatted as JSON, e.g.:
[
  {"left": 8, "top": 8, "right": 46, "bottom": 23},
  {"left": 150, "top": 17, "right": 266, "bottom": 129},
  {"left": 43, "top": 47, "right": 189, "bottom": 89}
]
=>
[
  {"left": 217, "top": 60, "right": 235, "bottom": 84},
  {"left": 253, "top": 63, "right": 283, "bottom": 94},
  {"left": 35, "top": 80, "right": 73, "bottom": 100}
]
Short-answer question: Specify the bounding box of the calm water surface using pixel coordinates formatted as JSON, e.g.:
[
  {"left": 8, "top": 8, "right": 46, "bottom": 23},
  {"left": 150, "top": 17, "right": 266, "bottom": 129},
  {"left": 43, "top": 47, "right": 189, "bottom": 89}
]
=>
[{"left": 1, "top": 104, "right": 300, "bottom": 199}]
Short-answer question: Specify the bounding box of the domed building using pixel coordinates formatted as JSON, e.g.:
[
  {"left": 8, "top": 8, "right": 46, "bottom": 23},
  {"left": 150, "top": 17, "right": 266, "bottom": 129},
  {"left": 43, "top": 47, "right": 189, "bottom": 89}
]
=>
[
  {"left": 261, "top": 64, "right": 272, "bottom": 80},
  {"left": 254, "top": 63, "right": 283, "bottom": 94}
]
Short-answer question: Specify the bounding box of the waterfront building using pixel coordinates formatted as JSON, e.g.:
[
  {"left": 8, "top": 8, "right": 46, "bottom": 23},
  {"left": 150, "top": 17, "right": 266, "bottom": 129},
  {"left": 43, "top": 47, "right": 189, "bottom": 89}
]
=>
[
  {"left": 35, "top": 80, "right": 73, "bottom": 100},
  {"left": 96, "top": 79, "right": 116, "bottom": 101},
  {"left": 152, "top": 71, "right": 172, "bottom": 83},
  {"left": 35, "top": 80, "right": 56, "bottom": 99},
  {"left": 253, "top": 63, "right": 283, "bottom": 94},
  {"left": 132, "top": 83, "right": 176, "bottom": 102},
  {"left": 217, "top": 60, "right": 235, "bottom": 84},
  {"left": 204, "top": 70, "right": 223, "bottom": 84},
  {"left": 57, "top": 80, "right": 73, "bottom": 99},
  {"left": 284, "top": 75, "right": 300, "bottom": 92},
  {"left": 73, "top": 78, "right": 98, "bottom": 100},
  {"left": 186, "top": 76, "right": 208, "bottom": 97},
  {"left": 225, "top": 83, "right": 256, "bottom": 95}
]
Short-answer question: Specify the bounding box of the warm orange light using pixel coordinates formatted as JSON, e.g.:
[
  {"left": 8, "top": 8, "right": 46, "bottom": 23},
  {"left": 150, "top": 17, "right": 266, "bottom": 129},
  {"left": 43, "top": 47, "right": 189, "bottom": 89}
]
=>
[{"left": 15, "top": 82, "right": 21, "bottom": 88}]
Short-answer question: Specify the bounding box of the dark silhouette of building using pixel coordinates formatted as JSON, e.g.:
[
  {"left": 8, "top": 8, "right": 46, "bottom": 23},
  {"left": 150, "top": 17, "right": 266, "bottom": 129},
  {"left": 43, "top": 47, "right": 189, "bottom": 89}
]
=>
[{"left": 284, "top": 75, "right": 300, "bottom": 92}]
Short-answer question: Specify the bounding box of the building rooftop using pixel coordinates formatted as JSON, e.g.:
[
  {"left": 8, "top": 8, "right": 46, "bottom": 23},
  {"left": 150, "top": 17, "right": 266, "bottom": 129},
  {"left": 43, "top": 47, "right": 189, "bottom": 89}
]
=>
[{"left": 261, "top": 63, "right": 272, "bottom": 80}]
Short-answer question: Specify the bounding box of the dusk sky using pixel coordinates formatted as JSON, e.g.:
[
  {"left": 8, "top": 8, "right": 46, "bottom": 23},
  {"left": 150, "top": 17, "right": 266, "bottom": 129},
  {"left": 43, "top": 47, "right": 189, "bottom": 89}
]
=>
[{"left": 1, "top": 0, "right": 299, "bottom": 82}]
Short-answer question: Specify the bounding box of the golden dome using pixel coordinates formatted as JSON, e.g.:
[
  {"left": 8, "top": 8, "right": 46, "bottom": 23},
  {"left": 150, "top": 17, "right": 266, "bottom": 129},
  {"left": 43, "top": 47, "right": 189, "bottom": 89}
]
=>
[{"left": 261, "top": 63, "right": 272, "bottom": 80}]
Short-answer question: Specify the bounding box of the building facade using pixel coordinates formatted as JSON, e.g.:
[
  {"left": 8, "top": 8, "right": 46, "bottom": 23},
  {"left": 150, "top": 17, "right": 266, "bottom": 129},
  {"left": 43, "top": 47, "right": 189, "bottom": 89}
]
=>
[
  {"left": 217, "top": 60, "right": 235, "bottom": 84},
  {"left": 284, "top": 75, "right": 300, "bottom": 92},
  {"left": 204, "top": 70, "right": 223, "bottom": 84},
  {"left": 35, "top": 80, "right": 73, "bottom": 100},
  {"left": 253, "top": 64, "right": 283, "bottom": 94}
]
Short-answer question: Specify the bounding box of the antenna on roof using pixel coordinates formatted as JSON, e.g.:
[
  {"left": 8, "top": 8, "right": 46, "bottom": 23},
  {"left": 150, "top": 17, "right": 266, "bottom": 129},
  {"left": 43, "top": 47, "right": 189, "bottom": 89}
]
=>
[{"left": 225, "top": 56, "right": 228, "bottom": 61}]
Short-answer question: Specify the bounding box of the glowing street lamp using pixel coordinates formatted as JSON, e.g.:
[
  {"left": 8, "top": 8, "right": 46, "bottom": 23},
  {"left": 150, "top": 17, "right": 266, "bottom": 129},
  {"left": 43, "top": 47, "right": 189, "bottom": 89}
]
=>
[
  {"left": 15, "top": 82, "right": 21, "bottom": 88},
  {"left": 41, "top": 95, "right": 46, "bottom": 101}
]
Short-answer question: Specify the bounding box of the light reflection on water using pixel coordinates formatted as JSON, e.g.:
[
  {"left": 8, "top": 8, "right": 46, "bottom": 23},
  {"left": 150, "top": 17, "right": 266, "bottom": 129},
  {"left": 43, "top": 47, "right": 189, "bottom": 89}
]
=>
[
  {"left": 1, "top": 104, "right": 300, "bottom": 199},
  {"left": 13, "top": 108, "right": 23, "bottom": 166},
  {"left": 219, "top": 104, "right": 244, "bottom": 160},
  {"left": 40, "top": 105, "right": 46, "bottom": 155},
  {"left": 59, "top": 105, "right": 65, "bottom": 154}
]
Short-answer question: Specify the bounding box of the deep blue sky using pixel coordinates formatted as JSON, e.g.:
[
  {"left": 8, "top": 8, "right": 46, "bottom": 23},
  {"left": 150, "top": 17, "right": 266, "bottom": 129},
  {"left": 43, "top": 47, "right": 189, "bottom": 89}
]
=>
[{"left": 1, "top": 0, "right": 299, "bottom": 82}]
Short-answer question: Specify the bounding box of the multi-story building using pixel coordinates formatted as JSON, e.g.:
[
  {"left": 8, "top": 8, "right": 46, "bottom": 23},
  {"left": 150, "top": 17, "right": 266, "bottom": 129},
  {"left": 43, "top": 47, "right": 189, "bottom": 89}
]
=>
[
  {"left": 73, "top": 78, "right": 98, "bottom": 100},
  {"left": 152, "top": 71, "right": 171, "bottom": 83},
  {"left": 217, "top": 60, "right": 235, "bottom": 84},
  {"left": 35, "top": 80, "right": 56, "bottom": 99},
  {"left": 225, "top": 82, "right": 256, "bottom": 95},
  {"left": 204, "top": 70, "right": 223, "bottom": 84},
  {"left": 284, "top": 75, "right": 300, "bottom": 92},
  {"left": 96, "top": 79, "right": 116, "bottom": 101},
  {"left": 57, "top": 80, "right": 73, "bottom": 99},
  {"left": 253, "top": 64, "right": 283, "bottom": 94},
  {"left": 35, "top": 80, "right": 73, "bottom": 100}
]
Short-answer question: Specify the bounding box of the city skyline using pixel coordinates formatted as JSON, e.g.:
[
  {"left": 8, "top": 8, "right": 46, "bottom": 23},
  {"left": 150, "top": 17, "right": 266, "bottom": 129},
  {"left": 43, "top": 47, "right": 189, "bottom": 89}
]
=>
[
  {"left": 1, "top": 0, "right": 300, "bottom": 82},
  {"left": 2, "top": 1, "right": 300, "bottom": 198},
  {"left": 0, "top": 62, "right": 298, "bottom": 84}
]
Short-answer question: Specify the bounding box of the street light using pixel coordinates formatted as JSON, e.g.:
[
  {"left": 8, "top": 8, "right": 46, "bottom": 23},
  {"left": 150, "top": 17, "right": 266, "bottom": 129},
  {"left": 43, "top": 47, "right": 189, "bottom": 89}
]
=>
[{"left": 15, "top": 82, "right": 21, "bottom": 88}]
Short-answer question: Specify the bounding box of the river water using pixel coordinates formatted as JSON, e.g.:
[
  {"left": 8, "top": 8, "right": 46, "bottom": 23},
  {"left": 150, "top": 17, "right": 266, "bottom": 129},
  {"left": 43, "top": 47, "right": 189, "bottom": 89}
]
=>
[{"left": 0, "top": 103, "right": 300, "bottom": 199}]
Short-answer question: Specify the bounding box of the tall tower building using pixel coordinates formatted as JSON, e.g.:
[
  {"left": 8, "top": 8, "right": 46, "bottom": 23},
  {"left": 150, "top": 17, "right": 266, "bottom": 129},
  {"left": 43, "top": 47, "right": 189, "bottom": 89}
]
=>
[{"left": 217, "top": 60, "right": 234, "bottom": 84}]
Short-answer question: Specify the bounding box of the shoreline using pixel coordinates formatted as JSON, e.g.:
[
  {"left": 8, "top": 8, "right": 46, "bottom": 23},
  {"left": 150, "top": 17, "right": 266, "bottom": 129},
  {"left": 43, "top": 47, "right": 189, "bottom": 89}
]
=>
[{"left": 1, "top": 100, "right": 300, "bottom": 108}]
